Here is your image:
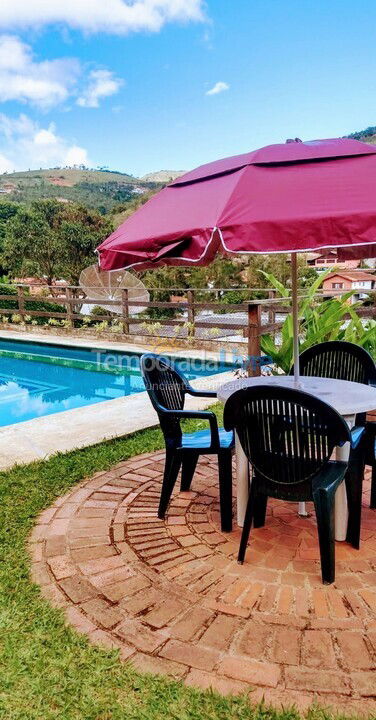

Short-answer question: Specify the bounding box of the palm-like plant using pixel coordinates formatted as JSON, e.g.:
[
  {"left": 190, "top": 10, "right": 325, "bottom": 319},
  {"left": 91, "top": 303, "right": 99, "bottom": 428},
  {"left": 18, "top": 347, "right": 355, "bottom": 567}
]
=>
[{"left": 260, "top": 270, "right": 376, "bottom": 373}]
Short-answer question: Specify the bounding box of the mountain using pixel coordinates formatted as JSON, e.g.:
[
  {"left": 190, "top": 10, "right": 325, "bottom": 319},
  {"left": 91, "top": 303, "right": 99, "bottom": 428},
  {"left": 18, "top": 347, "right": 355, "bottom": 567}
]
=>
[
  {"left": 0, "top": 167, "right": 162, "bottom": 213},
  {"left": 3, "top": 129, "right": 376, "bottom": 213},
  {"left": 140, "top": 170, "right": 185, "bottom": 183},
  {"left": 347, "top": 127, "right": 376, "bottom": 144}
]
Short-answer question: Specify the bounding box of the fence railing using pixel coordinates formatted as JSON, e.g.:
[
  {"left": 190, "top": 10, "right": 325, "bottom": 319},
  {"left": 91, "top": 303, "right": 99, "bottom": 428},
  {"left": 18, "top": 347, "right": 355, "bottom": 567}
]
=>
[{"left": 0, "top": 284, "right": 375, "bottom": 356}]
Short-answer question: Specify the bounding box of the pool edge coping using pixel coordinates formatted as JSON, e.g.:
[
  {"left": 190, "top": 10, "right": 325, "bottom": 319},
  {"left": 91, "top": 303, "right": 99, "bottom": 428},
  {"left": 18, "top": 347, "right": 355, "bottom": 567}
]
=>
[
  {"left": 0, "top": 336, "right": 234, "bottom": 470},
  {"left": 0, "top": 329, "right": 239, "bottom": 364}
]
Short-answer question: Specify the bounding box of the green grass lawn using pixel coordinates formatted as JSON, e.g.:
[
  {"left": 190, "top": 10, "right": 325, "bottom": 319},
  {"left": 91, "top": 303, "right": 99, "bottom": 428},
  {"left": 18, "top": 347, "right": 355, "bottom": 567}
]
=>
[{"left": 0, "top": 409, "right": 357, "bottom": 720}]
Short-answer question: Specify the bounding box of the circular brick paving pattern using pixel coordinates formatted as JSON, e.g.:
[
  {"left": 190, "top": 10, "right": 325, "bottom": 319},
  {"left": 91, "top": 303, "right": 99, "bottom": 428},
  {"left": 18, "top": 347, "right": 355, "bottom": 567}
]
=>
[{"left": 30, "top": 452, "right": 376, "bottom": 714}]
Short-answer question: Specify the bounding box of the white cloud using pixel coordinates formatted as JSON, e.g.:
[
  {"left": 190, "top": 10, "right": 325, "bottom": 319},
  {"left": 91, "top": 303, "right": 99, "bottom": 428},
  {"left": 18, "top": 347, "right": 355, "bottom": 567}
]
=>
[
  {"left": 65, "top": 145, "right": 90, "bottom": 166},
  {"left": 206, "top": 81, "right": 229, "bottom": 96},
  {"left": 0, "top": 113, "right": 90, "bottom": 172},
  {"left": 0, "top": 0, "right": 205, "bottom": 35},
  {"left": 0, "top": 35, "right": 79, "bottom": 109},
  {"left": 0, "top": 35, "right": 122, "bottom": 110},
  {"left": 77, "top": 70, "right": 122, "bottom": 108},
  {"left": 0, "top": 152, "right": 13, "bottom": 173}
]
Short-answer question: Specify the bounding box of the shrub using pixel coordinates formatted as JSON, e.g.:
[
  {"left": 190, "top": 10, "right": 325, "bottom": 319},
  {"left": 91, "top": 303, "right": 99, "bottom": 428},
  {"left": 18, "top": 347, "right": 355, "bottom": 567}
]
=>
[
  {"left": 141, "top": 290, "right": 182, "bottom": 320},
  {"left": 260, "top": 271, "right": 376, "bottom": 372},
  {"left": 0, "top": 283, "right": 65, "bottom": 325},
  {"left": 93, "top": 321, "right": 109, "bottom": 332},
  {"left": 90, "top": 305, "right": 108, "bottom": 316}
]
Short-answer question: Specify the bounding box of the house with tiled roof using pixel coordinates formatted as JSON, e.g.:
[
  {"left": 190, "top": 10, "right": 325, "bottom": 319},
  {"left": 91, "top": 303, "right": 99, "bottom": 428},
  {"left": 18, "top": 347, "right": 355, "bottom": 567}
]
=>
[
  {"left": 322, "top": 271, "right": 375, "bottom": 303},
  {"left": 306, "top": 249, "right": 361, "bottom": 269}
]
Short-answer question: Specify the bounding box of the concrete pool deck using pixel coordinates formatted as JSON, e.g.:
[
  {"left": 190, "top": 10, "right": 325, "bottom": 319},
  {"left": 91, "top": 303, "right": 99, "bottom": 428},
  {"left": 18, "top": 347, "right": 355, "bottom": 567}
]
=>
[{"left": 0, "top": 330, "right": 235, "bottom": 471}]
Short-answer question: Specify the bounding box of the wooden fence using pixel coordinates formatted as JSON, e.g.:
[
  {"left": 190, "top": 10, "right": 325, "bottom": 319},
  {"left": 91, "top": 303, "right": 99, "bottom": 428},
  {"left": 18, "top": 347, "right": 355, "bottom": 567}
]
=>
[{"left": 0, "top": 285, "right": 375, "bottom": 361}]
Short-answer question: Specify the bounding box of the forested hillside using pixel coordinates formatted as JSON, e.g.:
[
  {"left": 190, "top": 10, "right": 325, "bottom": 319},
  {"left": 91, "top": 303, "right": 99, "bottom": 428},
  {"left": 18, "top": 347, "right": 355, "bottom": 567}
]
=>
[
  {"left": 1, "top": 127, "right": 374, "bottom": 213},
  {"left": 348, "top": 127, "right": 376, "bottom": 143},
  {"left": 0, "top": 167, "right": 162, "bottom": 213}
]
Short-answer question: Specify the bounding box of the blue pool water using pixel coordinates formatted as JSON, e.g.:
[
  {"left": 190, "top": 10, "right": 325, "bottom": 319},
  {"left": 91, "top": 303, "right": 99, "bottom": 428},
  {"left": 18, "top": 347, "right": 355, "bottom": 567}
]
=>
[{"left": 0, "top": 338, "right": 235, "bottom": 427}]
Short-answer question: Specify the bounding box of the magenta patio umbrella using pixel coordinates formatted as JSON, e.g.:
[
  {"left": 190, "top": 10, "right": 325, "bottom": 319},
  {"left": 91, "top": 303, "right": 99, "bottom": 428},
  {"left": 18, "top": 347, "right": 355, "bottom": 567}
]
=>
[{"left": 97, "top": 138, "right": 376, "bottom": 382}]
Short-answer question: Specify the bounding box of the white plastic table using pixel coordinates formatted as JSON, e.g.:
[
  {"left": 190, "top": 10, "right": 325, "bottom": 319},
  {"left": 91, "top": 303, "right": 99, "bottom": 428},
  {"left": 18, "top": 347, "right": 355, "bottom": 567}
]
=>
[{"left": 218, "top": 375, "right": 376, "bottom": 541}]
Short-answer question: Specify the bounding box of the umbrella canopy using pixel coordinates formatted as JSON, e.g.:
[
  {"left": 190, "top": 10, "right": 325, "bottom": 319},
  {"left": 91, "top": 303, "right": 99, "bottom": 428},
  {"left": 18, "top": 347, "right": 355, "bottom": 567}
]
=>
[
  {"left": 97, "top": 137, "right": 376, "bottom": 387},
  {"left": 98, "top": 138, "right": 376, "bottom": 271}
]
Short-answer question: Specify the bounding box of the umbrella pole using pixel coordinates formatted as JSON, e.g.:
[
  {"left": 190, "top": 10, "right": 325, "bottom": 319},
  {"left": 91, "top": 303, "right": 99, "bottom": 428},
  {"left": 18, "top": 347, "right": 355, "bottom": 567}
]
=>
[
  {"left": 291, "top": 251, "right": 301, "bottom": 388},
  {"left": 291, "top": 251, "right": 308, "bottom": 516}
]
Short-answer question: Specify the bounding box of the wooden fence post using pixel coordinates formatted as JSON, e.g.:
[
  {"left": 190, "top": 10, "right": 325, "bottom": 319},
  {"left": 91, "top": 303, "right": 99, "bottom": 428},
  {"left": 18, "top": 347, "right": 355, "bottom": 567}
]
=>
[
  {"left": 17, "top": 285, "right": 25, "bottom": 322},
  {"left": 66, "top": 288, "right": 74, "bottom": 328},
  {"left": 187, "top": 289, "right": 195, "bottom": 338},
  {"left": 122, "top": 288, "right": 129, "bottom": 335},
  {"left": 247, "top": 303, "right": 261, "bottom": 377}
]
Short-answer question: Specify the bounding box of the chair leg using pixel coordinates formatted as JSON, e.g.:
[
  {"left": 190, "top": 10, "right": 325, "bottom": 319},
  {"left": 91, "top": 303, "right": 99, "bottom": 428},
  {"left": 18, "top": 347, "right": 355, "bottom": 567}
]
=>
[
  {"left": 253, "top": 495, "right": 268, "bottom": 528},
  {"left": 180, "top": 452, "right": 199, "bottom": 491},
  {"left": 312, "top": 486, "right": 336, "bottom": 584},
  {"left": 158, "top": 450, "right": 181, "bottom": 519},
  {"left": 218, "top": 449, "right": 233, "bottom": 532},
  {"left": 238, "top": 483, "right": 256, "bottom": 564},
  {"left": 345, "top": 446, "right": 365, "bottom": 549},
  {"left": 371, "top": 460, "right": 376, "bottom": 509}
]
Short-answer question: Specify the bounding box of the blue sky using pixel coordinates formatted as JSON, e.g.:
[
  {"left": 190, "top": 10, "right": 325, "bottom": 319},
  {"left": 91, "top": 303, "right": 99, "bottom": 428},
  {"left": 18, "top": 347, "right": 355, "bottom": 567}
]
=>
[{"left": 0, "top": 0, "right": 375, "bottom": 176}]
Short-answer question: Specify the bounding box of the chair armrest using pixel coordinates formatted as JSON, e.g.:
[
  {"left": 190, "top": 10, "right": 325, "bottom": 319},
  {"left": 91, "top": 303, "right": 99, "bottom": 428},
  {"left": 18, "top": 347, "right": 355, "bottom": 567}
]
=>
[
  {"left": 161, "top": 407, "right": 220, "bottom": 450},
  {"left": 185, "top": 385, "right": 217, "bottom": 399},
  {"left": 351, "top": 425, "right": 366, "bottom": 450}
]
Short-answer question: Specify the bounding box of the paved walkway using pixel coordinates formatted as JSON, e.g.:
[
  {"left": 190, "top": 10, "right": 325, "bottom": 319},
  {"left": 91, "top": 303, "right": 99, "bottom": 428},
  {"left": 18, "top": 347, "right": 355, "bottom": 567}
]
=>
[{"left": 30, "top": 452, "right": 376, "bottom": 715}]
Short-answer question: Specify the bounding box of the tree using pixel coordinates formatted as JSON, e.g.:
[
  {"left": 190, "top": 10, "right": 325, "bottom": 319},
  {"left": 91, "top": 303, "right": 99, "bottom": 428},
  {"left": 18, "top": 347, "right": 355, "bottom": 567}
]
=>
[
  {"left": 57, "top": 204, "right": 112, "bottom": 283},
  {"left": 138, "top": 253, "right": 316, "bottom": 299},
  {"left": 140, "top": 256, "right": 244, "bottom": 293},
  {"left": 110, "top": 190, "right": 156, "bottom": 227},
  {"left": 2, "top": 200, "right": 62, "bottom": 284},
  {"left": 0, "top": 201, "right": 20, "bottom": 275},
  {"left": 243, "top": 254, "right": 317, "bottom": 289},
  {"left": 0, "top": 201, "right": 19, "bottom": 238},
  {"left": 2, "top": 199, "right": 112, "bottom": 284}
]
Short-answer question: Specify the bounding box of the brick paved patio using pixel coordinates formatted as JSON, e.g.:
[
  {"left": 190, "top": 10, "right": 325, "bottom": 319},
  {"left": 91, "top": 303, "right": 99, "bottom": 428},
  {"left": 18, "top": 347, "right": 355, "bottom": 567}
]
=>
[{"left": 30, "top": 451, "right": 376, "bottom": 714}]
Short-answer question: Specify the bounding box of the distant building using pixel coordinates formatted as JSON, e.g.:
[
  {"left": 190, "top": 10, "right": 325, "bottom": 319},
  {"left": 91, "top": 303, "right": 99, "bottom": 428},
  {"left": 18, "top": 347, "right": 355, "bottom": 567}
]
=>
[
  {"left": 0, "top": 182, "right": 17, "bottom": 194},
  {"left": 131, "top": 187, "right": 147, "bottom": 195},
  {"left": 322, "top": 271, "right": 375, "bottom": 303},
  {"left": 170, "top": 294, "right": 187, "bottom": 304},
  {"left": 14, "top": 277, "right": 68, "bottom": 295},
  {"left": 307, "top": 249, "right": 360, "bottom": 269}
]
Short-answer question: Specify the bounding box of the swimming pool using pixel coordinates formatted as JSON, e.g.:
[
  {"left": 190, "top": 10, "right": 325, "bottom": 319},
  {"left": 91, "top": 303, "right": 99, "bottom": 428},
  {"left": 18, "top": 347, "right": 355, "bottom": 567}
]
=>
[{"left": 0, "top": 338, "right": 236, "bottom": 427}]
